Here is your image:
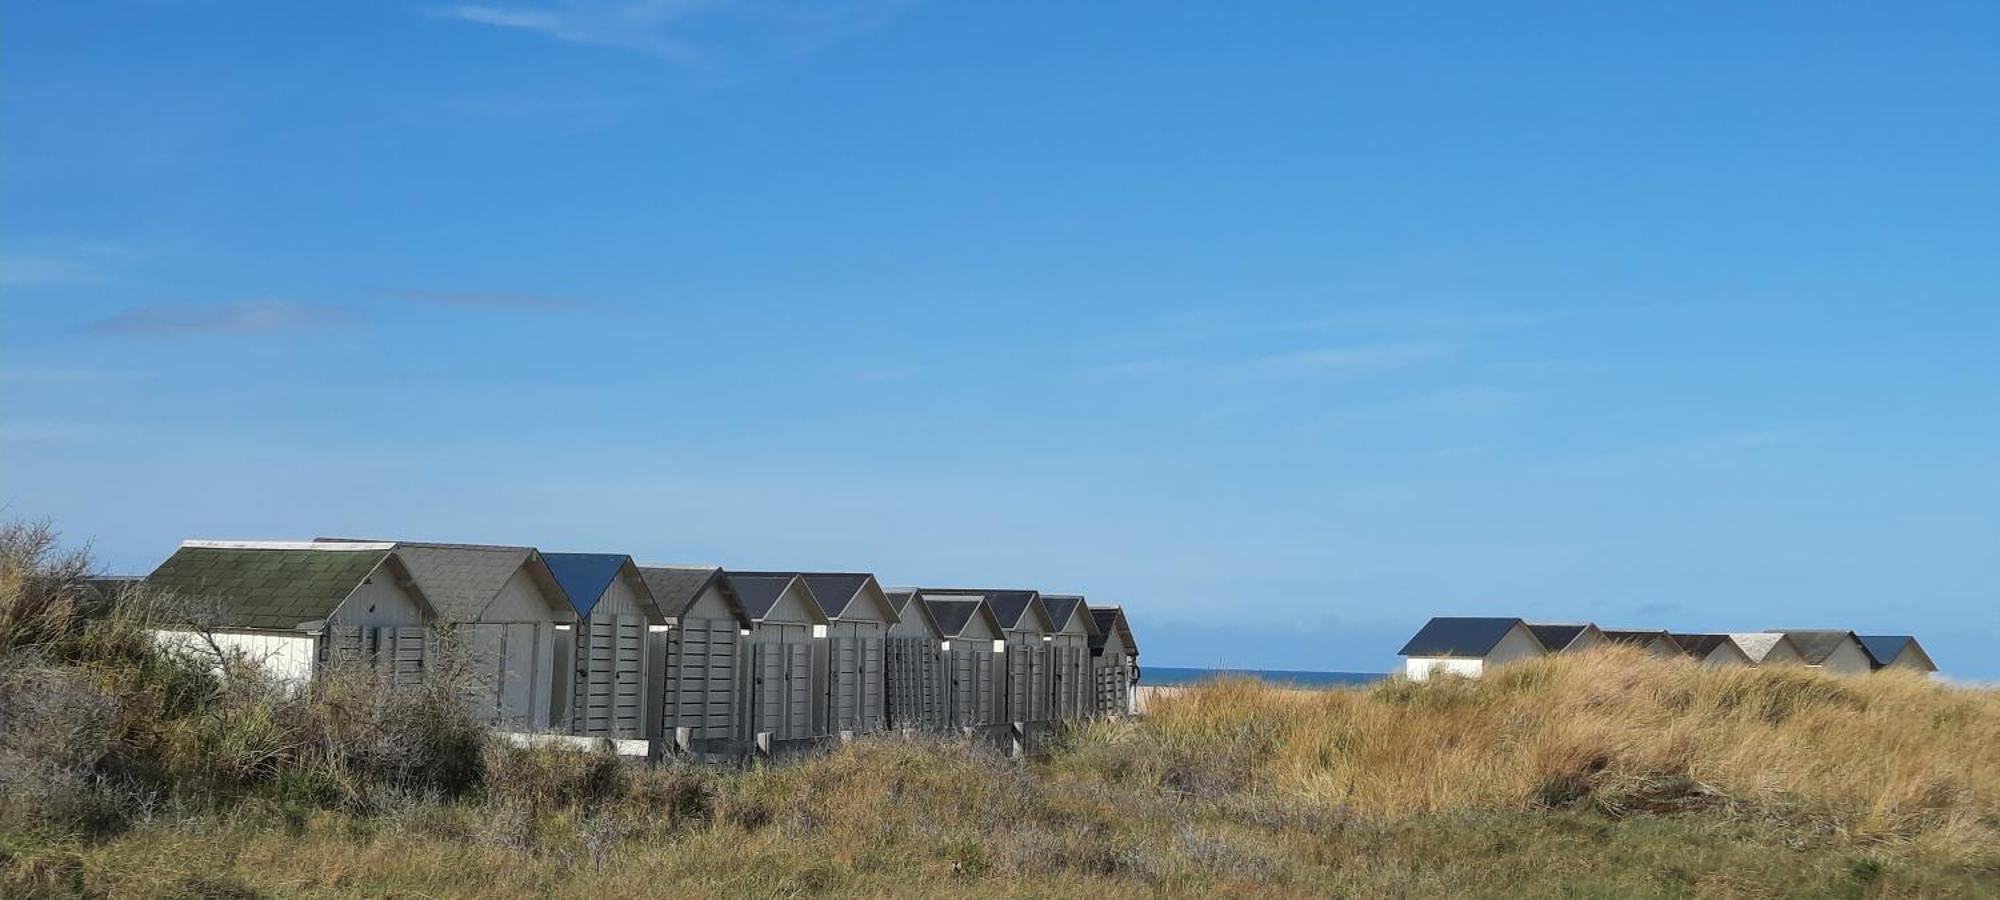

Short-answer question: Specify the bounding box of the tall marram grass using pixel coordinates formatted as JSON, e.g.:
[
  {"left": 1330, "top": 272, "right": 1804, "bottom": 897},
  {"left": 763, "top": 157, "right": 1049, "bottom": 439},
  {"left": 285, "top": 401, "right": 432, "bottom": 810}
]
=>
[{"left": 1056, "top": 649, "right": 2000, "bottom": 852}]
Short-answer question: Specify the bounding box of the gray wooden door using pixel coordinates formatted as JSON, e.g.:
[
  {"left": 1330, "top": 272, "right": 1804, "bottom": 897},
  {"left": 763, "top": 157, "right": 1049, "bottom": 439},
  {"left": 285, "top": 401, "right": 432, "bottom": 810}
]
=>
[
  {"left": 785, "top": 642, "right": 812, "bottom": 738},
  {"left": 664, "top": 619, "right": 739, "bottom": 743},
  {"left": 829, "top": 636, "right": 860, "bottom": 733},
  {"left": 860, "top": 637, "right": 884, "bottom": 732}
]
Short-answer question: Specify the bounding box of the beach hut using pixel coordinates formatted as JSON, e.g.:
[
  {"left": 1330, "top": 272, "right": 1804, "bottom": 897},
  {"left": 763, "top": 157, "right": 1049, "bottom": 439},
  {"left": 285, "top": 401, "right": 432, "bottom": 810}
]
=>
[
  {"left": 1858, "top": 635, "right": 1938, "bottom": 674},
  {"left": 1088, "top": 604, "right": 1138, "bottom": 716},
  {"left": 1039, "top": 594, "right": 1100, "bottom": 720},
  {"left": 727, "top": 573, "right": 832, "bottom": 751},
  {"left": 1729, "top": 632, "right": 1807, "bottom": 666},
  {"left": 1669, "top": 633, "right": 1753, "bottom": 667},
  {"left": 919, "top": 594, "right": 1008, "bottom": 733},
  {"left": 884, "top": 589, "right": 950, "bottom": 731},
  {"left": 146, "top": 541, "right": 435, "bottom": 687},
  {"left": 972, "top": 590, "right": 1057, "bottom": 728},
  {"left": 639, "top": 565, "right": 753, "bottom": 756},
  {"left": 1765, "top": 630, "right": 1875, "bottom": 675},
  {"left": 1526, "top": 623, "right": 1607, "bottom": 654},
  {"left": 793, "top": 573, "right": 898, "bottom": 736},
  {"left": 541, "top": 553, "right": 668, "bottom": 742},
  {"left": 1397, "top": 617, "right": 1547, "bottom": 681},
  {"left": 315, "top": 539, "right": 578, "bottom": 730},
  {"left": 1600, "top": 629, "right": 1684, "bottom": 657}
]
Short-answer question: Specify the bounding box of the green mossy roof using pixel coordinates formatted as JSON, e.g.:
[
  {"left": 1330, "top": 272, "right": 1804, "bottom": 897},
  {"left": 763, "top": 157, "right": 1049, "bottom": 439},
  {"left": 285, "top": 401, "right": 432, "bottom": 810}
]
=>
[{"left": 147, "top": 546, "right": 390, "bottom": 630}]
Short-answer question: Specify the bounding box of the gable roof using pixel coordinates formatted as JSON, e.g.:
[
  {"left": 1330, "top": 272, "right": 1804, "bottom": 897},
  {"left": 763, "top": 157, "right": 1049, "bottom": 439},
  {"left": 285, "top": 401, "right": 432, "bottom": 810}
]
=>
[
  {"left": 885, "top": 589, "right": 942, "bottom": 636},
  {"left": 317, "top": 538, "right": 568, "bottom": 622},
  {"left": 1088, "top": 604, "right": 1137, "bottom": 655},
  {"left": 540, "top": 552, "right": 626, "bottom": 618},
  {"left": 734, "top": 572, "right": 899, "bottom": 623},
  {"left": 147, "top": 541, "right": 424, "bottom": 630},
  {"left": 1601, "top": 629, "right": 1681, "bottom": 652},
  {"left": 726, "top": 573, "right": 828, "bottom": 624},
  {"left": 1526, "top": 623, "right": 1594, "bottom": 652},
  {"left": 634, "top": 565, "right": 751, "bottom": 627},
  {"left": 540, "top": 552, "right": 663, "bottom": 622},
  {"left": 1728, "top": 632, "right": 1797, "bottom": 663},
  {"left": 1669, "top": 633, "right": 1743, "bottom": 659},
  {"left": 924, "top": 588, "right": 1051, "bottom": 632},
  {"left": 1398, "top": 617, "right": 1538, "bottom": 658},
  {"left": 1040, "top": 594, "right": 1099, "bottom": 636},
  {"left": 1764, "top": 629, "right": 1862, "bottom": 665},
  {"left": 917, "top": 595, "right": 1003, "bottom": 639},
  {"left": 1857, "top": 635, "right": 1929, "bottom": 669}
]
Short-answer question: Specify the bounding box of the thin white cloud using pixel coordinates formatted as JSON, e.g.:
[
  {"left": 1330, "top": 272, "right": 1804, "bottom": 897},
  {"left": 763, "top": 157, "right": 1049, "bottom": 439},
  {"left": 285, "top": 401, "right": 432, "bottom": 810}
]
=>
[
  {"left": 1216, "top": 342, "right": 1455, "bottom": 381},
  {"left": 432, "top": 0, "right": 908, "bottom": 61},
  {"left": 400, "top": 289, "right": 591, "bottom": 310},
  {"left": 1, "top": 256, "right": 110, "bottom": 287},
  {"left": 86, "top": 300, "right": 360, "bottom": 337},
  {"left": 2, "top": 420, "right": 143, "bottom": 443}
]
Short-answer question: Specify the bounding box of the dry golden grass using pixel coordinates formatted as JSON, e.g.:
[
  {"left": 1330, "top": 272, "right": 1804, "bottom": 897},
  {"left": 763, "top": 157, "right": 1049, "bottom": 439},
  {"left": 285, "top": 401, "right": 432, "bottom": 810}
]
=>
[
  {"left": 1098, "top": 648, "right": 1999, "bottom": 842},
  {"left": 8, "top": 649, "right": 2000, "bottom": 898}
]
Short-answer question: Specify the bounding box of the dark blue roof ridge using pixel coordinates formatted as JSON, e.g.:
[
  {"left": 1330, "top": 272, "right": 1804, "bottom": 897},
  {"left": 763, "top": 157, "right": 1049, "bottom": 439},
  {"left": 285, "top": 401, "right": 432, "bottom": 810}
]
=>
[
  {"left": 540, "top": 552, "right": 634, "bottom": 619},
  {"left": 1398, "top": 617, "right": 1535, "bottom": 658}
]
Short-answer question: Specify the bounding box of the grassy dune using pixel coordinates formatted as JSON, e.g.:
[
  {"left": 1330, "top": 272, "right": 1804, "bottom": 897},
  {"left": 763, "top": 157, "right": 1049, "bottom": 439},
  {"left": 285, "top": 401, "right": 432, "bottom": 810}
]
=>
[
  {"left": 5, "top": 525, "right": 1998, "bottom": 897},
  {"left": 7, "top": 651, "right": 1998, "bottom": 898}
]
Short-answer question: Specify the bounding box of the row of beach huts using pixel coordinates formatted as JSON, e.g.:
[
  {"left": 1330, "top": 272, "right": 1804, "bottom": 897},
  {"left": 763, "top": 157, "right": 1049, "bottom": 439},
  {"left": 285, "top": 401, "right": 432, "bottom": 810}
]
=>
[
  {"left": 126, "top": 538, "right": 1144, "bottom": 758},
  {"left": 1399, "top": 617, "right": 1937, "bottom": 680}
]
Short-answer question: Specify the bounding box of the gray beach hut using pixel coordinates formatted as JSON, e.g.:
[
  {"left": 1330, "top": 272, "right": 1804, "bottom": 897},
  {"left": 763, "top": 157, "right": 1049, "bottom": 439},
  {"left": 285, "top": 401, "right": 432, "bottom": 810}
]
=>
[
  {"left": 542, "top": 552, "right": 669, "bottom": 741},
  {"left": 1039, "top": 594, "right": 1100, "bottom": 720},
  {"left": 1088, "top": 604, "right": 1139, "bottom": 716},
  {"left": 146, "top": 541, "right": 436, "bottom": 687},
  {"left": 884, "top": 589, "right": 950, "bottom": 731},
  {"left": 920, "top": 594, "right": 1008, "bottom": 733},
  {"left": 640, "top": 565, "right": 754, "bottom": 756},
  {"left": 318, "top": 539, "right": 577, "bottom": 730},
  {"left": 1859, "top": 635, "right": 1938, "bottom": 674},
  {"left": 728, "top": 572, "right": 832, "bottom": 750}
]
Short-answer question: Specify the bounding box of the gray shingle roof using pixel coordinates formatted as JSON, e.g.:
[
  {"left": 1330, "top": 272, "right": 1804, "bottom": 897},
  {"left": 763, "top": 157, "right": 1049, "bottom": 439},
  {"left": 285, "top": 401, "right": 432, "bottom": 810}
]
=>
[
  {"left": 319, "top": 539, "right": 544, "bottom": 623},
  {"left": 1601, "top": 630, "right": 1680, "bottom": 652},
  {"left": 147, "top": 543, "right": 399, "bottom": 630},
  {"left": 734, "top": 572, "right": 888, "bottom": 622},
  {"left": 638, "top": 565, "right": 722, "bottom": 618},
  {"left": 636, "top": 564, "right": 750, "bottom": 627},
  {"left": 1670, "top": 633, "right": 1739, "bottom": 658},
  {"left": 1527, "top": 623, "right": 1591, "bottom": 651},
  {"left": 1728, "top": 632, "right": 1791, "bottom": 663},
  {"left": 1858, "top": 635, "right": 1919, "bottom": 668},
  {"left": 1040, "top": 594, "right": 1095, "bottom": 635},
  {"left": 1088, "top": 604, "right": 1136, "bottom": 654},
  {"left": 924, "top": 588, "right": 1045, "bottom": 631},
  {"left": 1765, "top": 630, "right": 1861, "bottom": 665},
  {"left": 1398, "top": 617, "right": 1532, "bottom": 658},
  {"left": 919, "top": 597, "right": 985, "bottom": 638},
  {"left": 727, "top": 573, "right": 824, "bottom": 623}
]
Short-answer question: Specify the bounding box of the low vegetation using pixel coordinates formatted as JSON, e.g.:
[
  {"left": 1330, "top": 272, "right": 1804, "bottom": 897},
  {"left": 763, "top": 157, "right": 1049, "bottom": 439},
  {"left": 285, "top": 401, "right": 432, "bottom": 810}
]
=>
[{"left": 4, "top": 520, "right": 1997, "bottom": 897}]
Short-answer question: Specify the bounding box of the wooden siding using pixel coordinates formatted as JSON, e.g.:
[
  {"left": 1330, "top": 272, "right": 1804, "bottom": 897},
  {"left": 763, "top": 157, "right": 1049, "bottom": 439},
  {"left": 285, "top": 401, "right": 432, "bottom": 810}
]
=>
[
  {"left": 885, "top": 636, "right": 949, "bottom": 729},
  {"left": 663, "top": 618, "right": 740, "bottom": 744}
]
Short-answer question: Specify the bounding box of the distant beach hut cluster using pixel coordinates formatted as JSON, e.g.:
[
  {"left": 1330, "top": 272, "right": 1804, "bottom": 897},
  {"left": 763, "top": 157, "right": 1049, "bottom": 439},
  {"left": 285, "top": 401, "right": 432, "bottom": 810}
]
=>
[
  {"left": 1398, "top": 617, "right": 1936, "bottom": 681},
  {"left": 128, "top": 538, "right": 1144, "bottom": 760}
]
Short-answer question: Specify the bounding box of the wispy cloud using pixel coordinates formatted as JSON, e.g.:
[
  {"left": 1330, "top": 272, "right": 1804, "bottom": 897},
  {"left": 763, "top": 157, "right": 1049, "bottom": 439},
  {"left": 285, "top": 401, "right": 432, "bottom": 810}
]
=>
[
  {"left": 432, "top": 0, "right": 907, "bottom": 62},
  {"left": 1215, "top": 341, "right": 1456, "bottom": 382},
  {"left": 2, "top": 420, "right": 143, "bottom": 444},
  {"left": 401, "top": 289, "right": 591, "bottom": 311},
  {"left": 86, "top": 300, "right": 359, "bottom": 337},
  {"left": 2, "top": 255, "right": 112, "bottom": 287}
]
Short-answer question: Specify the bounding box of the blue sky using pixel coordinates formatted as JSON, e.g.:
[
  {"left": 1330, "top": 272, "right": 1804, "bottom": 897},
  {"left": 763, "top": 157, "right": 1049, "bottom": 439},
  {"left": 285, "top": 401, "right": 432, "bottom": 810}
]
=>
[{"left": 4, "top": 2, "right": 1997, "bottom": 676}]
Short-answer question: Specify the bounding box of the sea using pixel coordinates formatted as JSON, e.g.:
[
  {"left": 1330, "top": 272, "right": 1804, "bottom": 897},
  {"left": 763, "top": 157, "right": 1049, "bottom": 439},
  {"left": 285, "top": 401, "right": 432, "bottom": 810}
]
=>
[{"left": 1142, "top": 666, "right": 1386, "bottom": 689}]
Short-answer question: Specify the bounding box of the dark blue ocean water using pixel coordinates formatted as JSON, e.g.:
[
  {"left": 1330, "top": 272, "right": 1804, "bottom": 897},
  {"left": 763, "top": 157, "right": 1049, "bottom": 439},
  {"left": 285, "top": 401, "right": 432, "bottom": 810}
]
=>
[{"left": 1143, "top": 666, "right": 1385, "bottom": 689}]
